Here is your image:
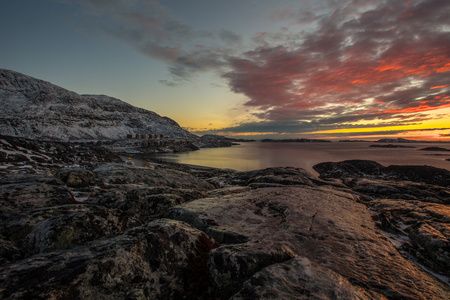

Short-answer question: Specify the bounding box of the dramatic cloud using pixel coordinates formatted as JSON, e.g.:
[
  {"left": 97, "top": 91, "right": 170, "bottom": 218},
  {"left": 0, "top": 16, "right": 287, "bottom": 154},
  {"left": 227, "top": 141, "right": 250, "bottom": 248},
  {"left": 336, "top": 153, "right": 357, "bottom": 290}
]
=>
[
  {"left": 57, "top": 0, "right": 450, "bottom": 137},
  {"left": 222, "top": 0, "right": 450, "bottom": 134}
]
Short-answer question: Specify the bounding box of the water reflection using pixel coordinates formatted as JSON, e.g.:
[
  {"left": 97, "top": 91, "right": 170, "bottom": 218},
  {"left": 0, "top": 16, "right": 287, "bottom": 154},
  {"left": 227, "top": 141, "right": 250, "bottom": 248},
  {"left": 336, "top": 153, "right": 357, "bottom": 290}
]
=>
[{"left": 152, "top": 142, "right": 450, "bottom": 174}]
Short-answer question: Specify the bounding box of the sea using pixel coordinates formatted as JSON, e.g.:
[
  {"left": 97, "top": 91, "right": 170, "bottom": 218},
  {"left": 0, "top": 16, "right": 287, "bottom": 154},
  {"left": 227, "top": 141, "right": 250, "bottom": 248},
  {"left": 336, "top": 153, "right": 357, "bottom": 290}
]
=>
[{"left": 151, "top": 141, "right": 450, "bottom": 176}]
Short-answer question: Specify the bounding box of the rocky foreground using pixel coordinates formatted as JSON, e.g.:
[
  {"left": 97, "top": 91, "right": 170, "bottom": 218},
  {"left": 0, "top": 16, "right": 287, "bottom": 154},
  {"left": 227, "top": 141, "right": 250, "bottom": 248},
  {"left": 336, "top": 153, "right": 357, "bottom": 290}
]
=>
[{"left": 1, "top": 137, "right": 450, "bottom": 299}]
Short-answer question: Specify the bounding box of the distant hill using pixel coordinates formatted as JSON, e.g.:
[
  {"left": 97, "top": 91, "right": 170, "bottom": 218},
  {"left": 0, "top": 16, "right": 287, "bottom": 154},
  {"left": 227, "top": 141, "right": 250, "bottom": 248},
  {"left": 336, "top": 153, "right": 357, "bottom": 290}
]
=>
[
  {"left": 375, "top": 138, "right": 415, "bottom": 143},
  {"left": 0, "top": 69, "right": 197, "bottom": 141},
  {"left": 261, "top": 138, "right": 331, "bottom": 143}
]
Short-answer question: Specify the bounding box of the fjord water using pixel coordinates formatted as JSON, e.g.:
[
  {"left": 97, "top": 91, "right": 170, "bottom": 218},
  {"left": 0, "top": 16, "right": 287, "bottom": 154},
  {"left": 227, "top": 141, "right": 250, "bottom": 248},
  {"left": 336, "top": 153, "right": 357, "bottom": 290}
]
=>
[{"left": 152, "top": 142, "right": 450, "bottom": 175}]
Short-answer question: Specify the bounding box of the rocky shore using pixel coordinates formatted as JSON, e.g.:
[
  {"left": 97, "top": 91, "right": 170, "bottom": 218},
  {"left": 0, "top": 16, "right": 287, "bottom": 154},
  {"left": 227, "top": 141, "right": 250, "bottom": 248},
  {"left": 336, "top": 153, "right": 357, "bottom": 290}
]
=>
[{"left": 1, "top": 136, "right": 449, "bottom": 299}]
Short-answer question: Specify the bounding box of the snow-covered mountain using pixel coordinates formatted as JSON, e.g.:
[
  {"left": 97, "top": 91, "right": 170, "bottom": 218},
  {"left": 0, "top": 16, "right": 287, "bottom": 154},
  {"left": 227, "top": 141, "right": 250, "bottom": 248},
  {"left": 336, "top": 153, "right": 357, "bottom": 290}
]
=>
[{"left": 0, "top": 69, "right": 197, "bottom": 141}]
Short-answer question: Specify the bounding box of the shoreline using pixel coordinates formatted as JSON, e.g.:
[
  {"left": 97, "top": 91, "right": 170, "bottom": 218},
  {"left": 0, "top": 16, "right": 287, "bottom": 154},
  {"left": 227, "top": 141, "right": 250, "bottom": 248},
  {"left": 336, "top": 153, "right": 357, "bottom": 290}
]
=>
[{"left": 147, "top": 141, "right": 450, "bottom": 175}]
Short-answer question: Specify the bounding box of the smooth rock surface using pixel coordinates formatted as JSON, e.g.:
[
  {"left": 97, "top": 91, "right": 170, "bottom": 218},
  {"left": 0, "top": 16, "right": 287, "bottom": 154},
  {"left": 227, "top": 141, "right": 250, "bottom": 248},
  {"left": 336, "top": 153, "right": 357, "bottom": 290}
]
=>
[
  {"left": 231, "top": 256, "right": 388, "bottom": 300},
  {"left": 167, "top": 186, "right": 450, "bottom": 299},
  {"left": 93, "top": 163, "right": 215, "bottom": 191}
]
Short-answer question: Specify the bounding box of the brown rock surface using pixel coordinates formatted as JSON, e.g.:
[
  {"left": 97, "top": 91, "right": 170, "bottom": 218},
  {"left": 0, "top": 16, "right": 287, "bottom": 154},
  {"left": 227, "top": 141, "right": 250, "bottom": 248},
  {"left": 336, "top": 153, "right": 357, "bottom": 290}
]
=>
[
  {"left": 0, "top": 219, "right": 218, "bottom": 299},
  {"left": 93, "top": 163, "right": 215, "bottom": 191},
  {"left": 231, "top": 256, "right": 388, "bottom": 300},
  {"left": 168, "top": 186, "right": 450, "bottom": 299},
  {"left": 370, "top": 198, "right": 450, "bottom": 277},
  {"left": 0, "top": 174, "right": 75, "bottom": 214}
]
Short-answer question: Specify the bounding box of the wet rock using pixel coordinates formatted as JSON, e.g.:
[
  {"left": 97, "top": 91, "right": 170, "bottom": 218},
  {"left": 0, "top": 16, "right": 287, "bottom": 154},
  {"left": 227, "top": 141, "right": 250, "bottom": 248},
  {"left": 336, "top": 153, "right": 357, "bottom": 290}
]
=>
[
  {"left": 0, "top": 219, "right": 219, "bottom": 300},
  {"left": 0, "top": 174, "right": 75, "bottom": 214},
  {"left": 168, "top": 187, "right": 450, "bottom": 299}
]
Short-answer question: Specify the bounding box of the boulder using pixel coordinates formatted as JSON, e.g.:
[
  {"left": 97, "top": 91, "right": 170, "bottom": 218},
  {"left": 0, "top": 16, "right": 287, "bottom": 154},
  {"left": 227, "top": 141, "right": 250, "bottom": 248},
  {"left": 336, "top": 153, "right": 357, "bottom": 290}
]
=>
[
  {"left": 0, "top": 219, "right": 219, "bottom": 299},
  {"left": 56, "top": 167, "right": 97, "bottom": 188},
  {"left": 167, "top": 186, "right": 450, "bottom": 299},
  {"left": 208, "top": 242, "right": 297, "bottom": 298}
]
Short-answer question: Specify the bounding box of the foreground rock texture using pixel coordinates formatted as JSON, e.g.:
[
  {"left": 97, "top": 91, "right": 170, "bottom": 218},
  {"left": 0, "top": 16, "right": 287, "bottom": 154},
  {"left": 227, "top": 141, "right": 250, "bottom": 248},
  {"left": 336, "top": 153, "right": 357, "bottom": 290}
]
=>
[
  {"left": 1, "top": 154, "right": 449, "bottom": 299},
  {"left": 168, "top": 186, "right": 447, "bottom": 299},
  {"left": 314, "top": 160, "right": 450, "bottom": 284},
  {"left": 1, "top": 219, "right": 218, "bottom": 299}
]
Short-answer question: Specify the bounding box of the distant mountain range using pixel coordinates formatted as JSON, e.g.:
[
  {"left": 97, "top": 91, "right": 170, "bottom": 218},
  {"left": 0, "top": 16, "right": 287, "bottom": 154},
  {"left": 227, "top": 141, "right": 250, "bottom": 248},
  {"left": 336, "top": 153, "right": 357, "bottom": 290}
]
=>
[{"left": 0, "top": 69, "right": 196, "bottom": 141}]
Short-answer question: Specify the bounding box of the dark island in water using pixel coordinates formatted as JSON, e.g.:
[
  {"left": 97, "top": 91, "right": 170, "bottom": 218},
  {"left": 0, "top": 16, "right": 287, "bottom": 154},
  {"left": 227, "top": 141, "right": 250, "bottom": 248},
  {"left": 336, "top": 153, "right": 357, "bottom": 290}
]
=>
[{"left": 1, "top": 69, "right": 449, "bottom": 299}]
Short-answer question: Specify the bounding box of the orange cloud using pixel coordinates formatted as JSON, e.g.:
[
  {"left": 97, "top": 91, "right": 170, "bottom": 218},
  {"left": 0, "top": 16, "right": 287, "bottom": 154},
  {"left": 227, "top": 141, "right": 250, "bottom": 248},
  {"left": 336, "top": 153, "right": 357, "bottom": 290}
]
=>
[{"left": 430, "top": 85, "right": 447, "bottom": 89}]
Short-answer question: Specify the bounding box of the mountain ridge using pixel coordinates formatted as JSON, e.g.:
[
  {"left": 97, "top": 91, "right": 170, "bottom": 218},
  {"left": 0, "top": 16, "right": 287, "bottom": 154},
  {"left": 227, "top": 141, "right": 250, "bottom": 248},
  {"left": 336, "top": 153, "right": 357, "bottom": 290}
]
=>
[{"left": 0, "top": 68, "right": 196, "bottom": 141}]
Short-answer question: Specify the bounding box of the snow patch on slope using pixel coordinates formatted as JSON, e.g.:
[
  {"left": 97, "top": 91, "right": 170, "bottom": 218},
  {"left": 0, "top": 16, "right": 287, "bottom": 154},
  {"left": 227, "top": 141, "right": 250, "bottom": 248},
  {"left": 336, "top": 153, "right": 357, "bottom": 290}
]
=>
[{"left": 0, "top": 69, "right": 197, "bottom": 141}]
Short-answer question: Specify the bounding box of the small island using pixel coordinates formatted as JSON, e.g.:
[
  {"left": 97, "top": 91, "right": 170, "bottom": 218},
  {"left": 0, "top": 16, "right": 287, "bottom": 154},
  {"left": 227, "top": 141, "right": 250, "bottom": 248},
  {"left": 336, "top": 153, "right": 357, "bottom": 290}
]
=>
[
  {"left": 369, "top": 144, "right": 416, "bottom": 148},
  {"left": 419, "top": 147, "right": 450, "bottom": 152},
  {"left": 261, "top": 138, "right": 331, "bottom": 143}
]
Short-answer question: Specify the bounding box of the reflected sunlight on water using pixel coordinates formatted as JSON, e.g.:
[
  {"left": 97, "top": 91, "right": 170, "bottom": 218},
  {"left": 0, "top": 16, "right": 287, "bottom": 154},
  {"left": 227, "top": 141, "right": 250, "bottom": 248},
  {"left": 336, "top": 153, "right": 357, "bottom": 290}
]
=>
[{"left": 152, "top": 142, "right": 450, "bottom": 175}]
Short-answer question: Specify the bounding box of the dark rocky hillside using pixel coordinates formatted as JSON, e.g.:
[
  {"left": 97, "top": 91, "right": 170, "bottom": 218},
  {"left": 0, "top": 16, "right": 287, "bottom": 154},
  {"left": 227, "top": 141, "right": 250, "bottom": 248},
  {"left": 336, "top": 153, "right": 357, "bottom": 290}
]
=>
[{"left": 0, "top": 69, "right": 196, "bottom": 141}]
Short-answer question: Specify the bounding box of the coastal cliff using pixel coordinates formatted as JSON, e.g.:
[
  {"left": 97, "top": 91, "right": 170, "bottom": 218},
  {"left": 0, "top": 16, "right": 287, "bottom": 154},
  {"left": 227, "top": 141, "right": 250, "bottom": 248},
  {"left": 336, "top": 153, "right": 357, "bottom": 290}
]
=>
[{"left": 1, "top": 136, "right": 449, "bottom": 299}]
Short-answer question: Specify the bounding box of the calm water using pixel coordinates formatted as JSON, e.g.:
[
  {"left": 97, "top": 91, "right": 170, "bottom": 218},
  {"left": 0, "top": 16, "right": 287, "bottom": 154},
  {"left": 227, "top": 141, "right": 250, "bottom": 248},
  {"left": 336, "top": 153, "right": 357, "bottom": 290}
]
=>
[{"left": 152, "top": 142, "right": 450, "bottom": 175}]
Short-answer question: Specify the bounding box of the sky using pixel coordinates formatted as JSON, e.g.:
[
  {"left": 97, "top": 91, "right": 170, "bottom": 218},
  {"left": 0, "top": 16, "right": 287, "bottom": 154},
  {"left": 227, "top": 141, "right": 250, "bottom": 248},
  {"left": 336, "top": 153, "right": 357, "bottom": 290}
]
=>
[{"left": 1, "top": 0, "right": 450, "bottom": 141}]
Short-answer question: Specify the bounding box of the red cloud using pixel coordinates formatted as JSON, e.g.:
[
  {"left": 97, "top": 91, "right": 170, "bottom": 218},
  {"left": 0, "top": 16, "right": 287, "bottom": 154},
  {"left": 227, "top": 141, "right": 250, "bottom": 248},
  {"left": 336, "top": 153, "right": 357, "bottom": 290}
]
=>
[
  {"left": 430, "top": 85, "right": 447, "bottom": 90},
  {"left": 223, "top": 0, "right": 450, "bottom": 127}
]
